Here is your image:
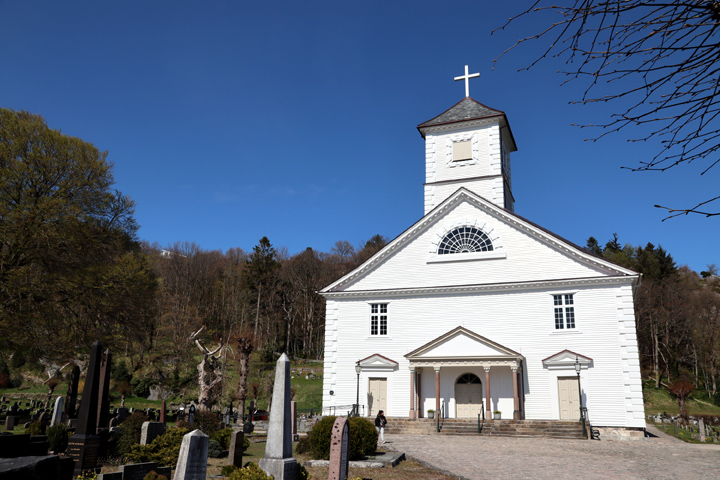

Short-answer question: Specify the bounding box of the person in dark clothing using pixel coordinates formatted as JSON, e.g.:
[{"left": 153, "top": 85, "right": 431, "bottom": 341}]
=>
[{"left": 374, "top": 410, "right": 387, "bottom": 444}]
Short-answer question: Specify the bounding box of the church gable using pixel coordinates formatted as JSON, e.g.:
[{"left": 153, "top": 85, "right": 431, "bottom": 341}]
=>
[
  {"left": 406, "top": 326, "right": 521, "bottom": 359},
  {"left": 321, "top": 188, "right": 637, "bottom": 295}
]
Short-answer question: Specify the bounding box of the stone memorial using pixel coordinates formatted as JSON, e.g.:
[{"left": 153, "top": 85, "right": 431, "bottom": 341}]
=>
[
  {"left": 291, "top": 401, "right": 298, "bottom": 441},
  {"left": 121, "top": 461, "right": 171, "bottom": 480},
  {"left": 64, "top": 365, "right": 80, "bottom": 420},
  {"left": 51, "top": 396, "right": 64, "bottom": 427},
  {"left": 174, "top": 429, "right": 208, "bottom": 480},
  {"left": 228, "top": 430, "right": 244, "bottom": 468},
  {"left": 328, "top": 417, "right": 350, "bottom": 480},
  {"left": 699, "top": 418, "right": 707, "bottom": 442},
  {"left": 97, "top": 349, "right": 111, "bottom": 431},
  {"left": 140, "top": 421, "right": 166, "bottom": 445},
  {"left": 188, "top": 404, "right": 195, "bottom": 427},
  {"left": 259, "top": 353, "right": 297, "bottom": 480},
  {"left": 5, "top": 416, "right": 15, "bottom": 431},
  {"left": 67, "top": 341, "right": 103, "bottom": 476},
  {"left": 159, "top": 400, "right": 166, "bottom": 425}
]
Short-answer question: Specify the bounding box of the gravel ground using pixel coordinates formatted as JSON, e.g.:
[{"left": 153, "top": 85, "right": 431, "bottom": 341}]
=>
[{"left": 383, "top": 425, "right": 720, "bottom": 480}]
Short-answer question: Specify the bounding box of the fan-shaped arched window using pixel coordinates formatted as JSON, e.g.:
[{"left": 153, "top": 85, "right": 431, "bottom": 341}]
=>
[
  {"left": 437, "top": 226, "right": 493, "bottom": 255},
  {"left": 456, "top": 373, "right": 481, "bottom": 384}
]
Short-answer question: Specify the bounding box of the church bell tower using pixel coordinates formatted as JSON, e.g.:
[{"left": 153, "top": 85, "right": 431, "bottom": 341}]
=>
[{"left": 417, "top": 66, "right": 517, "bottom": 214}]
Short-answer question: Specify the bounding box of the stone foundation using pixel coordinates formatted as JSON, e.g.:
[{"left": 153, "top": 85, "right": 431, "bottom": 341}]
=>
[{"left": 594, "top": 426, "right": 646, "bottom": 440}]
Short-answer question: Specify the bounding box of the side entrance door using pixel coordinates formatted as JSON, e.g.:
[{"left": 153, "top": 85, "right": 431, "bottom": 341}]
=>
[
  {"left": 557, "top": 377, "right": 580, "bottom": 420},
  {"left": 368, "top": 378, "right": 387, "bottom": 417}
]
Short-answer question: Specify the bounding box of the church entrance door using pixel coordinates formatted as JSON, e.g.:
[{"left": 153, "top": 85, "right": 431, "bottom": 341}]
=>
[
  {"left": 558, "top": 377, "right": 580, "bottom": 420},
  {"left": 368, "top": 378, "right": 387, "bottom": 417},
  {"left": 455, "top": 373, "right": 482, "bottom": 418}
]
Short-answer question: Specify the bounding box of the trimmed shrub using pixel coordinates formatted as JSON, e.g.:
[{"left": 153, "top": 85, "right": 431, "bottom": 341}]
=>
[
  {"left": 295, "top": 435, "right": 311, "bottom": 455},
  {"left": 176, "top": 409, "right": 222, "bottom": 437},
  {"left": 208, "top": 438, "right": 225, "bottom": 458},
  {"left": 126, "top": 427, "right": 189, "bottom": 467},
  {"left": 143, "top": 471, "right": 168, "bottom": 480},
  {"left": 221, "top": 465, "right": 240, "bottom": 477},
  {"left": 211, "top": 427, "right": 233, "bottom": 449},
  {"left": 47, "top": 424, "right": 69, "bottom": 453},
  {"left": 227, "top": 462, "right": 273, "bottom": 480},
  {"left": 348, "top": 417, "right": 378, "bottom": 459},
  {"left": 28, "top": 419, "right": 45, "bottom": 436},
  {"left": 306, "top": 416, "right": 377, "bottom": 461},
  {"left": 113, "top": 411, "right": 148, "bottom": 456}
]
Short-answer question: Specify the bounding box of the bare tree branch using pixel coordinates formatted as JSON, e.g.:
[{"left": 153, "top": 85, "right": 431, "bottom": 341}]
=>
[{"left": 494, "top": 1, "right": 720, "bottom": 218}]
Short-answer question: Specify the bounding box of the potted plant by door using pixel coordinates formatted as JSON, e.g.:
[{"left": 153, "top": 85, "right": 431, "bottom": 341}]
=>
[
  {"left": 493, "top": 410, "right": 501, "bottom": 420},
  {"left": 428, "top": 409, "right": 435, "bottom": 419}
]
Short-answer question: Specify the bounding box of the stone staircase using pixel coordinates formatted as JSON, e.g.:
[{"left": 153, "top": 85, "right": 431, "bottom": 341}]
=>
[{"left": 385, "top": 417, "right": 586, "bottom": 439}]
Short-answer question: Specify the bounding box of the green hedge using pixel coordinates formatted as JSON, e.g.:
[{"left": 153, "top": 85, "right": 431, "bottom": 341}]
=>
[{"left": 306, "top": 416, "right": 377, "bottom": 460}]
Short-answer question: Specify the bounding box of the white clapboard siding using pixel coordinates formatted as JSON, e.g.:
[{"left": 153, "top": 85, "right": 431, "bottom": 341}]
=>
[{"left": 322, "top": 280, "right": 644, "bottom": 428}]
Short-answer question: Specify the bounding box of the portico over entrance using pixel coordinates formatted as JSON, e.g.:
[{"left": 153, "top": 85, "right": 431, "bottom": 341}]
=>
[{"left": 405, "top": 326, "right": 525, "bottom": 420}]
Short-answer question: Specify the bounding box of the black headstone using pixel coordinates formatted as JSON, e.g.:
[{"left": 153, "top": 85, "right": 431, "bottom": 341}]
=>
[
  {"left": 64, "top": 365, "right": 80, "bottom": 420},
  {"left": 67, "top": 341, "right": 102, "bottom": 476},
  {"left": 97, "top": 349, "right": 111, "bottom": 432}
]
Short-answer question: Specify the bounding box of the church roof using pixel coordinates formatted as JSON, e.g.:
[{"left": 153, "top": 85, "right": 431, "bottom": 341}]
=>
[
  {"left": 418, "top": 97, "right": 504, "bottom": 128},
  {"left": 417, "top": 97, "right": 516, "bottom": 148}
]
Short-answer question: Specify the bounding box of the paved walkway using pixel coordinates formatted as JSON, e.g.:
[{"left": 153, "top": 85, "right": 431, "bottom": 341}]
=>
[{"left": 383, "top": 426, "right": 720, "bottom": 480}]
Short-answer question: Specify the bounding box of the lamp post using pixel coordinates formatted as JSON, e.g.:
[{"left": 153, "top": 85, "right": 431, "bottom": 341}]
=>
[
  {"left": 575, "top": 356, "right": 586, "bottom": 438},
  {"left": 354, "top": 363, "right": 362, "bottom": 417}
]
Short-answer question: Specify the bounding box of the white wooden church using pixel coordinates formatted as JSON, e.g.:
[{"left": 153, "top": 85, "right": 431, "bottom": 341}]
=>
[{"left": 320, "top": 67, "right": 645, "bottom": 437}]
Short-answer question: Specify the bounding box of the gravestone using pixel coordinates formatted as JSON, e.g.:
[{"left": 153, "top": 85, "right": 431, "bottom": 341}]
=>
[
  {"left": 97, "top": 349, "right": 112, "bottom": 432},
  {"left": 140, "top": 421, "right": 166, "bottom": 445},
  {"left": 64, "top": 365, "right": 80, "bottom": 420},
  {"left": 258, "top": 353, "right": 297, "bottom": 480},
  {"left": 228, "top": 430, "right": 244, "bottom": 468},
  {"left": 5, "top": 416, "right": 15, "bottom": 431},
  {"left": 67, "top": 341, "right": 103, "bottom": 476},
  {"left": 188, "top": 404, "right": 195, "bottom": 427},
  {"left": 291, "top": 401, "right": 298, "bottom": 441},
  {"left": 174, "top": 429, "right": 208, "bottom": 480},
  {"left": 159, "top": 400, "right": 166, "bottom": 425},
  {"left": 328, "top": 417, "right": 350, "bottom": 480},
  {"left": 699, "top": 418, "right": 706, "bottom": 441},
  {"left": 51, "top": 396, "right": 64, "bottom": 426},
  {"left": 120, "top": 461, "right": 171, "bottom": 480}
]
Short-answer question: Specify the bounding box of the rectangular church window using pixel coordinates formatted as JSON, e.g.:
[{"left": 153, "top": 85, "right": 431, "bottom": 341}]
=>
[
  {"left": 370, "top": 303, "right": 387, "bottom": 336},
  {"left": 553, "top": 294, "right": 575, "bottom": 329},
  {"left": 453, "top": 140, "right": 472, "bottom": 161}
]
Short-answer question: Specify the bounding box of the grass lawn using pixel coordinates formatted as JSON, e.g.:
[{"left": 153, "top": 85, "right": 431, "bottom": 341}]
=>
[{"left": 642, "top": 379, "right": 720, "bottom": 416}]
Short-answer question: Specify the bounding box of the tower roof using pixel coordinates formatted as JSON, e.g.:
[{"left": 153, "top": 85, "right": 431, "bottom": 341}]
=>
[{"left": 417, "top": 97, "right": 516, "bottom": 149}]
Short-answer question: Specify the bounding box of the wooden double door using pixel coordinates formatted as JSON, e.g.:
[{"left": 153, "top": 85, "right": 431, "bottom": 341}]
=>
[{"left": 455, "top": 373, "right": 483, "bottom": 418}]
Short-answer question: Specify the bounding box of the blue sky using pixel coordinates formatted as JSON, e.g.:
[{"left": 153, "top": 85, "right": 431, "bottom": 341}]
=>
[{"left": 1, "top": 1, "right": 717, "bottom": 273}]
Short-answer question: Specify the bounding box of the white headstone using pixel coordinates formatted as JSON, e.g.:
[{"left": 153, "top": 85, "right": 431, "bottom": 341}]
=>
[
  {"left": 174, "top": 429, "right": 208, "bottom": 480},
  {"left": 259, "top": 353, "right": 297, "bottom": 480},
  {"left": 51, "top": 396, "right": 64, "bottom": 427}
]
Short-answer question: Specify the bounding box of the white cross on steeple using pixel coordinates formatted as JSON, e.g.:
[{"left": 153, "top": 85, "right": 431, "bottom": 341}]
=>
[{"left": 454, "top": 65, "right": 480, "bottom": 98}]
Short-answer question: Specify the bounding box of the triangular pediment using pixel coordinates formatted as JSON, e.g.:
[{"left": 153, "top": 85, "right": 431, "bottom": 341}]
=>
[
  {"left": 319, "top": 188, "right": 639, "bottom": 296},
  {"left": 542, "top": 349, "right": 593, "bottom": 370},
  {"left": 406, "top": 327, "right": 521, "bottom": 360},
  {"left": 357, "top": 354, "right": 399, "bottom": 371}
]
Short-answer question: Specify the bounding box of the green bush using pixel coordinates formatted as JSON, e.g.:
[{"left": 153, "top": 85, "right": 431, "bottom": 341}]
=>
[
  {"left": 221, "top": 465, "right": 240, "bottom": 477},
  {"left": 295, "top": 435, "right": 311, "bottom": 454},
  {"left": 47, "top": 424, "right": 69, "bottom": 453},
  {"left": 113, "top": 411, "right": 148, "bottom": 456},
  {"left": 143, "top": 471, "right": 168, "bottom": 480},
  {"left": 348, "top": 417, "right": 378, "bottom": 459},
  {"left": 130, "top": 377, "right": 154, "bottom": 398},
  {"left": 227, "top": 462, "right": 273, "bottom": 480},
  {"left": 211, "top": 427, "right": 233, "bottom": 449},
  {"left": 208, "top": 438, "right": 225, "bottom": 458},
  {"left": 28, "top": 419, "right": 45, "bottom": 436},
  {"left": 306, "top": 416, "right": 377, "bottom": 461},
  {"left": 126, "top": 427, "right": 189, "bottom": 467}
]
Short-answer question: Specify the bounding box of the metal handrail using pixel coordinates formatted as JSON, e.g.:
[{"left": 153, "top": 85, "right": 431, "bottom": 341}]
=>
[{"left": 478, "top": 400, "right": 485, "bottom": 433}]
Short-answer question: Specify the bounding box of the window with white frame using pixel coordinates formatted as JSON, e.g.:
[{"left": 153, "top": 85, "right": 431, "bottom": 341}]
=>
[
  {"left": 438, "top": 226, "right": 494, "bottom": 255},
  {"left": 553, "top": 294, "right": 575, "bottom": 329},
  {"left": 370, "top": 303, "right": 388, "bottom": 336}
]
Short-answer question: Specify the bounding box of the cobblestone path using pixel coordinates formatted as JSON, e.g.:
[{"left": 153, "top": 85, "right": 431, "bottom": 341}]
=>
[{"left": 383, "top": 426, "right": 720, "bottom": 480}]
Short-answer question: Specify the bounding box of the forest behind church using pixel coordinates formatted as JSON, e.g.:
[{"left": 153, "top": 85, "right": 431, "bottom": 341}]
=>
[{"left": 1, "top": 107, "right": 719, "bottom": 413}]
